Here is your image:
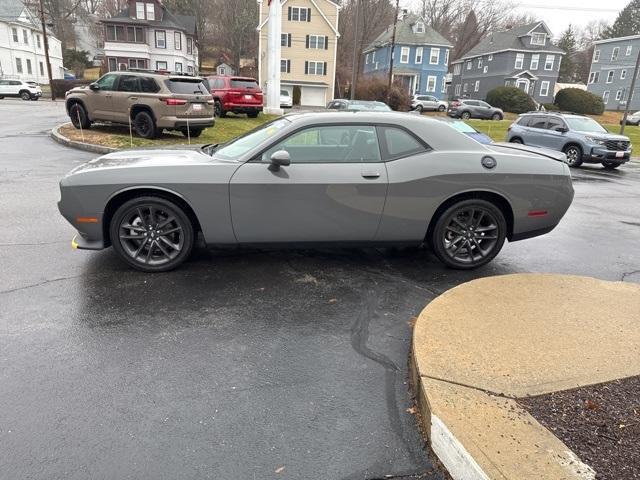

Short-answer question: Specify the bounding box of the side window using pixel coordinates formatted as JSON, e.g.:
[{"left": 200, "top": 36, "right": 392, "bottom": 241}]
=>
[
  {"left": 261, "top": 125, "right": 381, "bottom": 163},
  {"left": 465, "top": 100, "right": 478, "bottom": 106},
  {"left": 517, "top": 116, "right": 531, "bottom": 127},
  {"left": 529, "top": 116, "right": 547, "bottom": 129},
  {"left": 478, "top": 101, "right": 490, "bottom": 108},
  {"left": 96, "top": 74, "right": 118, "bottom": 91},
  {"left": 214, "top": 78, "right": 225, "bottom": 89},
  {"left": 546, "top": 117, "right": 566, "bottom": 131},
  {"left": 117, "top": 75, "right": 139, "bottom": 92},
  {"left": 380, "top": 127, "right": 428, "bottom": 159},
  {"left": 139, "top": 77, "right": 159, "bottom": 93}
]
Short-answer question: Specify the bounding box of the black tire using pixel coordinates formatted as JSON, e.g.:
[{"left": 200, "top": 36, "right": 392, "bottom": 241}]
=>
[
  {"left": 461, "top": 111, "right": 471, "bottom": 120},
  {"left": 69, "top": 103, "right": 91, "bottom": 129},
  {"left": 247, "top": 111, "right": 259, "bottom": 118},
  {"left": 133, "top": 110, "right": 157, "bottom": 139},
  {"left": 509, "top": 137, "right": 523, "bottom": 144},
  {"left": 563, "top": 144, "right": 583, "bottom": 167},
  {"left": 438, "top": 104, "right": 446, "bottom": 112},
  {"left": 415, "top": 104, "right": 424, "bottom": 113},
  {"left": 0, "top": 96, "right": 4, "bottom": 99},
  {"left": 20, "top": 90, "right": 31, "bottom": 101},
  {"left": 180, "top": 127, "right": 203, "bottom": 138},
  {"left": 491, "top": 113, "right": 502, "bottom": 120},
  {"left": 602, "top": 161, "right": 620, "bottom": 170},
  {"left": 214, "top": 100, "right": 226, "bottom": 118},
  {"left": 109, "top": 196, "right": 195, "bottom": 272},
  {"left": 431, "top": 199, "right": 507, "bottom": 270}
]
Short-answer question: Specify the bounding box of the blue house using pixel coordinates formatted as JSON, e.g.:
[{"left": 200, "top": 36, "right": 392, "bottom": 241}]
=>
[{"left": 362, "top": 12, "right": 452, "bottom": 98}]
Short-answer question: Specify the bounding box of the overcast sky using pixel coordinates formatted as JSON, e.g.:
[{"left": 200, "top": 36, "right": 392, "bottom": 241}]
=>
[{"left": 406, "top": 0, "right": 628, "bottom": 38}]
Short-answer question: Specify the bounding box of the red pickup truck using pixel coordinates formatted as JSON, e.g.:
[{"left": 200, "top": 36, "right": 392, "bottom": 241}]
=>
[{"left": 204, "top": 75, "right": 263, "bottom": 118}]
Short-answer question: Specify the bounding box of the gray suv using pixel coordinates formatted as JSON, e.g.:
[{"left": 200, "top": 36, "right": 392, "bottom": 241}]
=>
[
  {"left": 507, "top": 112, "right": 632, "bottom": 169},
  {"left": 447, "top": 99, "right": 503, "bottom": 120}
]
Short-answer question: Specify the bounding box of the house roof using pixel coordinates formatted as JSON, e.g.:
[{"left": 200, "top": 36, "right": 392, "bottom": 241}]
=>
[
  {"left": 0, "top": 0, "right": 25, "bottom": 21},
  {"left": 453, "top": 21, "right": 563, "bottom": 63},
  {"left": 104, "top": 5, "right": 197, "bottom": 36},
  {"left": 364, "top": 13, "right": 453, "bottom": 53}
]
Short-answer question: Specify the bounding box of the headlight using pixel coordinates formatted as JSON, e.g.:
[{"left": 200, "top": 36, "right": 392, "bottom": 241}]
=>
[{"left": 585, "top": 136, "right": 606, "bottom": 145}]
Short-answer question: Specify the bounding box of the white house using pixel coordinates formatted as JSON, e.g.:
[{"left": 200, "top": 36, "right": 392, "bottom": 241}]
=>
[
  {"left": 0, "top": 0, "right": 64, "bottom": 82},
  {"left": 102, "top": 0, "right": 198, "bottom": 74}
]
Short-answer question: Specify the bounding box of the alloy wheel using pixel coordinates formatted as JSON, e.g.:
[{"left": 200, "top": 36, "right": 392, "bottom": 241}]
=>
[
  {"left": 564, "top": 146, "right": 582, "bottom": 167},
  {"left": 21, "top": 92, "right": 31, "bottom": 101},
  {"left": 441, "top": 206, "right": 500, "bottom": 266},
  {"left": 134, "top": 114, "right": 153, "bottom": 138}
]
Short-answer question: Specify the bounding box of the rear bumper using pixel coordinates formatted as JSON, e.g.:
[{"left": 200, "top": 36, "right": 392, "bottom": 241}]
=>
[
  {"left": 172, "top": 119, "right": 215, "bottom": 129},
  {"left": 158, "top": 116, "right": 215, "bottom": 129},
  {"left": 223, "top": 103, "right": 263, "bottom": 113},
  {"left": 583, "top": 147, "right": 632, "bottom": 164}
]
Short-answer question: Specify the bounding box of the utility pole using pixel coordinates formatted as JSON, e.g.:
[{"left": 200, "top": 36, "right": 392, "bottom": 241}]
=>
[
  {"left": 386, "top": 0, "right": 400, "bottom": 103},
  {"left": 265, "top": 0, "right": 283, "bottom": 115},
  {"left": 349, "top": 0, "right": 360, "bottom": 100},
  {"left": 619, "top": 48, "right": 640, "bottom": 135},
  {"left": 38, "top": 0, "right": 56, "bottom": 101}
]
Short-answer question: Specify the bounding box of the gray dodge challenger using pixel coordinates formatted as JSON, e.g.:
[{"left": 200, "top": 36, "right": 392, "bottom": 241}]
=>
[{"left": 58, "top": 112, "right": 574, "bottom": 272}]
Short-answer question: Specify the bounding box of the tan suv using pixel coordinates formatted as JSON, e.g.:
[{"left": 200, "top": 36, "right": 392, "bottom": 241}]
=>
[{"left": 65, "top": 71, "right": 215, "bottom": 139}]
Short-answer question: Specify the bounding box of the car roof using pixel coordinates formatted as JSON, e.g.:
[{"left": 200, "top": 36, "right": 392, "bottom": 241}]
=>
[
  {"left": 519, "top": 111, "right": 586, "bottom": 118},
  {"left": 108, "top": 71, "right": 205, "bottom": 81}
]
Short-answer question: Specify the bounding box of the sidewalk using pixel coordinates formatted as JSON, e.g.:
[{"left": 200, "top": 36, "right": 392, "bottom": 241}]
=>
[{"left": 411, "top": 274, "right": 640, "bottom": 480}]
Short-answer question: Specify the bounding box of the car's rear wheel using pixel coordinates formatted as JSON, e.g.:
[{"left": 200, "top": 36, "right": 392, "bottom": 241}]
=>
[
  {"left": 69, "top": 103, "right": 91, "bottom": 129},
  {"left": 133, "top": 111, "right": 157, "bottom": 139},
  {"left": 214, "top": 100, "right": 226, "bottom": 118},
  {"left": 491, "top": 113, "right": 502, "bottom": 120},
  {"left": 180, "top": 127, "right": 203, "bottom": 138},
  {"left": 247, "top": 111, "right": 259, "bottom": 118},
  {"left": 461, "top": 111, "right": 471, "bottom": 120},
  {"left": 110, "top": 196, "right": 194, "bottom": 272},
  {"left": 602, "top": 161, "right": 620, "bottom": 170},
  {"left": 431, "top": 199, "right": 507, "bottom": 270},
  {"left": 509, "top": 137, "right": 523, "bottom": 144},
  {"left": 438, "top": 105, "right": 446, "bottom": 112},
  {"left": 563, "top": 144, "right": 583, "bottom": 167},
  {"left": 20, "top": 91, "right": 31, "bottom": 101}
]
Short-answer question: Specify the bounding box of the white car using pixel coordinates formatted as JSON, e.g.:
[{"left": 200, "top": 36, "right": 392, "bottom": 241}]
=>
[
  {"left": 0, "top": 79, "right": 42, "bottom": 101},
  {"left": 621, "top": 111, "right": 640, "bottom": 126},
  {"left": 280, "top": 89, "right": 293, "bottom": 108},
  {"left": 411, "top": 94, "right": 447, "bottom": 112}
]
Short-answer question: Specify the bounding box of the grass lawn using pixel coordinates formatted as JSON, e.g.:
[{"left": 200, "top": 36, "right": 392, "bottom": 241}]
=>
[{"left": 60, "top": 113, "right": 277, "bottom": 149}]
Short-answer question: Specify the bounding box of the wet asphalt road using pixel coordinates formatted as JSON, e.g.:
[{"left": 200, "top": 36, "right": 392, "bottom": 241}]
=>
[{"left": 1, "top": 100, "right": 639, "bottom": 480}]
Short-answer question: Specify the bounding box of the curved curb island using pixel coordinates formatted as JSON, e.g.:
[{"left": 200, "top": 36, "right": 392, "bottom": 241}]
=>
[
  {"left": 410, "top": 273, "right": 640, "bottom": 480},
  {"left": 50, "top": 123, "right": 117, "bottom": 154}
]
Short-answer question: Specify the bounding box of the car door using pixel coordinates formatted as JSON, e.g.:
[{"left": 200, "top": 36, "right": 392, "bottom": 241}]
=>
[
  {"left": 477, "top": 101, "right": 493, "bottom": 119},
  {"left": 425, "top": 96, "right": 438, "bottom": 110},
  {"left": 463, "top": 100, "right": 479, "bottom": 117},
  {"left": 229, "top": 124, "right": 389, "bottom": 243},
  {"left": 88, "top": 73, "right": 118, "bottom": 120},
  {"left": 524, "top": 115, "right": 549, "bottom": 147},
  {"left": 110, "top": 74, "right": 140, "bottom": 123},
  {"left": 0, "top": 80, "right": 10, "bottom": 96},
  {"left": 538, "top": 116, "right": 568, "bottom": 151}
]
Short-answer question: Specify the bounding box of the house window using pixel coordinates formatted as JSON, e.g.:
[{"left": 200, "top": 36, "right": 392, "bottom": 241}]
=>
[
  {"left": 146, "top": 3, "right": 155, "bottom": 20},
  {"left": 415, "top": 47, "right": 423, "bottom": 64},
  {"left": 530, "top": 54, "right": 539, "bottom": 70},
  {"left": 125, "top": 26, "right": 144, "bottom": 42},
  {"left": 400, "top": 47, "right": 410, "bottom": 63},
  {"left": 466, "top": 61, "right": 472, "bottom": 70},
  {"left": 187, "top": 65, "right": 194, "bottom": 74},
  {"left": 426, "top": 75, "right": 436, "bottom": 92},
  {"left": 474, "top": 80, "right": 479, "bottom": 92},
  {"left": 453, "top": 63, "right": 461, "bottom": 75},
  {"left": 280, "top": 59, "right": 291, "bottom": 73},
  {"left": 606, "top": 70, "right": 614, "bottom": 83},
  {"left": 477, "top": 58, "right": 483, "bottom": 69},
  {"left": 463, "top": 83, "right": 468, "bottom": 93},
  {"left": 611, "top": 47, "right": 619, "bottom": 61},
  {"left": 415, "top": 21, "right": 425, "bottom": 33},
  {"left": 375, "top": 62, "right": 378, "bottom": 69},
  {"left": 307, "top": 35, "right": 326, "bottom": 49},
  {"left": 444, "top": 49, "right": 449, "bottom": 65},
  {"left": 289, "top": 6, "right": 310, "bottom": 22},
  {"left": 602, "top": 90, "right": 610, "bottom": 103},
  {"left": 156, "top": 61, "right": 168, "bottom": 70},
  {"left": 36, "top": 34, "right": 41, "bottom": 48},
  {"left": 16, "top": 58, "right": 22, "bottom": 73},
  {"left": 39, "top": 61, "right": 44, "bottom": 76},
  {"left": 136, "top": 2, "right": 144, "bottom": 19},
  {"left": 128, "top": 58, "right": 146, "bottom": 69},
  {"left": 365, "top": 53, "right": 370, "bottom": 64},
  {"left": 441, "top": 81, "right": 446, "bottom": 93},
  {"left": 305, "top": 60, "right": 325, "bottom": 75},
  {"left": 544, "top": 54, "right": 555, "bottom": 70},
  {"left": 455, "top": 84, "right": 461, "bottom": 96},
  {"left": 281, "top": 33, "right": 291, "bottom": 47},
  {"left": 155, "top": 30, "right": 166, "bottom": 48},
  {"left": 483, "top": 66, "right": 488, "bottom": 73},
  {"left": 531, "top": 32, "right": 546, "bottom": 46},
  {"left": 372, "top": 51, "right": 375, "bottom": 62},
  {"left": 626, "top": 45, "right": 633, "bottom": 56},
  {"left": 106, "top": 25, "right": 126, "bottom": 41},
  {"left": 26, "top": 59, "right": 32, "bottom": 74},
  {"left": 175, "top": 62, "right": 182, "bottom": 72},
  {"left": 108, "top": 58, "right": 117, "bottom": 71},
  {"left": 515, "top": 53, "right": 524, "bottom": 69},
  {"left": 175, "top": 32, "right": 181, "bottom": 50},
  {"left": 593, "top": 49, "right": 600, "bottom": 62},
  {"left": 23, "top": 30, "right": 28, "bottom": 44},
  {"left": 430, "top": 48, "right": 440, "bottom": 64},
  {"left": 187, "top": 37, "right": 193, "bottom": 54},
  {"left": 615, "top": 89, "right": 623, "bottom": 101},
  {"left": 588, "top": 72, "right": 599, "bottom": 84},
  {"left": 540, "top": 81, "right": 550, "bottom": 96},
  {"left": 488, "top": 54, "right": 493, "bottom": 61},
  {"left": 12, "top": 27, "right": 18, "bottom": 42},
  {"left": 621, "top": 69, "right": 627, "bottom": 80}
]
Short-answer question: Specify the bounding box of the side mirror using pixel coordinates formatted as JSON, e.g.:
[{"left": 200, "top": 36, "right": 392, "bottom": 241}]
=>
[
  {"left": 89, "top": 83, "right": 100, "bottom": 91},
  {"left": 269, "top": 150, "right": 290, "bottom": 169}
]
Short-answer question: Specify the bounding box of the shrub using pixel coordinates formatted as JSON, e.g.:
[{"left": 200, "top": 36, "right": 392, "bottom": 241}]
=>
[
  {"left": 355, "top": 76, "right": 411, "bottom": 111},
  {"left": 554, "top": 88, "right": 605, "bottom": 115},
  {"left": 485, "top": 86, "right": 536, "bottom": 114},
  {"left": 51, "top": 79, "right": 91, "bottom": 99}
]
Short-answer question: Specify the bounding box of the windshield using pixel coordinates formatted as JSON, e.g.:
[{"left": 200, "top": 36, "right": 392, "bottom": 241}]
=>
[
  {"left": 565, "top": 117, "right": 608, "bottom": 133},
  {"left": 347, "top": 102, "right": 391, "bottom": 111},
  {"left": 165, "top": 79, "right": 208, "bottom": 95},
  {"left": 214, "top": 118, "right": 291, "bottom": 160},
  {"left": 280, "top": 90, "right": 289, "bottom": 96}
]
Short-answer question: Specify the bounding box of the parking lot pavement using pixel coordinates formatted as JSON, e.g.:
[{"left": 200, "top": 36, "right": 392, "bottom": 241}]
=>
[{"left": 1, "top": 100, "right": 639, "bottom": 480}]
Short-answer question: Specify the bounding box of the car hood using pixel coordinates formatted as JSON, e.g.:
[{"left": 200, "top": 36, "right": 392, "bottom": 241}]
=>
[{"left": 575, "top": 131, "right": 630, "bottom": 141}]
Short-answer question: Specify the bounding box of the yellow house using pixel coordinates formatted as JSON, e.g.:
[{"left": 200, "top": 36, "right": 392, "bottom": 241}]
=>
[{"left": 257, "top": 0, "right": 339, "bottom": 107}]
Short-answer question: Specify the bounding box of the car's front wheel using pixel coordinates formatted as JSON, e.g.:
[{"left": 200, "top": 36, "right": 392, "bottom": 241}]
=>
[
  {"left": 491, "top": 113, "right": 502, "bottom": 120},
  {"left": 69, "top": 103, "right": 91, "bottom": 129},
  {"left": 20, "top": 91, "right": 31, "bottom": 101},
  {"left": 438, "top": 104, "right": 446, "bottom": 112},
  {"left": 109, "top": 196, "right": 195, "bottom": 272},
  {"left": 509, "top": 137, "right": 523, "bottom": 144},
  {"left": 431, "top": 199, "right": 507, "bottom": 270},
  {"left": 563, "top": 144, "right": 583, "bottom": 167},
  {"left": 461, "top": 111, "right": 471, "bottom": 120},
  {"left": 247, "top": 111, "right": 259, "bottom": 118},
  {"left": 133, "top": 111, "right": 157, "bottom": 139},
  {"left": 602, "top": 161, "right": 620, "bottom": 170},
  {"left": 415, "top": 104, "right": 423, "bottom": 113}
]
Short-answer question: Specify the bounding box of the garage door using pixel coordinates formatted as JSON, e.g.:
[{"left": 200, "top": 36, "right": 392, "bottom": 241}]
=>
[{"left": 301, "top": 87, "right": 326, "bottom": 107}]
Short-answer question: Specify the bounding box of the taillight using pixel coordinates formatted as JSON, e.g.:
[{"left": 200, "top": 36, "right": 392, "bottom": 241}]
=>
[
  {"left": 207, "top": 99, "right": 215, "bottom": 105},
  {"left": 164, "top": 98, "right": 187, "bottom": 105}
]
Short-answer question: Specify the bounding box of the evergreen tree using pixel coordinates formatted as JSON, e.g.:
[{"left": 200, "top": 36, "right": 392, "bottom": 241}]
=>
[
  {"left": 603, "top": 0, "right": 640, "bottom": 39},
  {"left": 557, "top": 25, "right": 577, "bottom": 82}
]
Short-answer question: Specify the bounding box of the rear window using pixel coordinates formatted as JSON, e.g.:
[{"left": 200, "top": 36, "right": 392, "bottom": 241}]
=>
[
  {"left": 165, "top": 79, "right": 208, "bottom": 95},
  {"left": 230, "top": 78, "right": 259, "bottom": 89}
]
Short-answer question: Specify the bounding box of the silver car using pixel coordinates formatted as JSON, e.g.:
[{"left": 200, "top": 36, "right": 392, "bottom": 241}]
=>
[
  {"left": 411, "top": 95, "right": 447, "bottom": 112},
  {"left": 58, "top": 112, "right": 574, "bottom": 272}
]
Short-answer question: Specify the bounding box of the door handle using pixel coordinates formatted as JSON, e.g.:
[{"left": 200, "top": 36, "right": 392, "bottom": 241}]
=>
[
  {"left": 361, "top": 171, "right": 380, "bottom": 179},
  {"left": 129, "top": 97, "right": 138, "bottom": 101}
]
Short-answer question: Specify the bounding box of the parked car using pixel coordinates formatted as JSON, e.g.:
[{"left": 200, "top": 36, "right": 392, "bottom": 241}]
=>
[
  {"left": 0, "top": 79, "right": 42, "bottom": 100},
  {"left": 435, "top": 118, "right": 493, "bottom": 144},
  {"left": 507, "top": 111, "right": 632, "bottom": 169},
  {"left": 58, "top": 112, "right": 573, "bottom": 273},
  {"left": 65, "top": 71, "right": 215, "bottom": 139},
  {"left": 204, "top": 75, "right": 263, "bottom": 118},
  {"left": 280, "top": 89, "right": 293, "bottom": 108},
  {"left": 447, "top": 99, "right": 503, "bottom": 120},
  {"left": 326, "top": 99, "right": 392, "bottom": 111},
  {"left": 620, "top": 111, "right": 640, "bottom": 126},
  {"left": 412, "top": 95, "right": 447, "bottom": 112}
]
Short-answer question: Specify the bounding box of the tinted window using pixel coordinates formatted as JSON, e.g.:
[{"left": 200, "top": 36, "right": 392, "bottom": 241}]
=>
[
  {"left": 230, "top": 78, "right": 259, "bottom": 89},
  {"left": 96, "top": 74, "right": 117, "bottom": 91},
  {"left": 546, "top": 117, "right": 566, "bottom": 131},
  {"left": 117, "top": 75, "right": 139, "bottom": 92},
  {"left": 529, "top": 116, "right": 548, "bottom": 129},
  {"left": 165, "top": 79, "right": 208, "bottom": 94},
  {"left": 0, "top": 80, "right": 8, "bottom": 85},
  {"left": 478, "top": 101, "right": 491, "bottom": 108},
  {"left": 464, "top": 100, "right": 479, "bottom": 106},
  {"left": 517, "top": 116, "right": 531, "bottom": 126},
  {"left": 11, "top": 81, "right": 22, "bottom": 85},
  {"left": 139, "top": 77, "right": 159, "bottom": 93},
  {"left": 382, "top": 127, "right": 427, "bottom": 158}
]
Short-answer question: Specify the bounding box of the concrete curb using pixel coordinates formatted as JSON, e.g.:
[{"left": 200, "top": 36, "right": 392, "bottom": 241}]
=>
[{"left": 50, "top": 123, "right": 116, "bottom": 155}]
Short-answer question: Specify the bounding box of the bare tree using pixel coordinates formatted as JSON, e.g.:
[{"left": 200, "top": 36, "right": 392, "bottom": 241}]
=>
[
  {"left": 23, "top": 0, "right": 84, "bottom": 49},
  {"left": 207, "top": 0, "right": 257, "bottom": 71}
]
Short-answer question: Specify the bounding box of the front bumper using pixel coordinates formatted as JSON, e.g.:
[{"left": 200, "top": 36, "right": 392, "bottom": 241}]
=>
[
  {"left": 72, "top": 234, "right": 106, "bottom": 250},
  {"left": 30, "top": 91, "right": 42, "bottom": 97},
  {"left": 583, "top": 146, "right": 632, "bottom": 163}
]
